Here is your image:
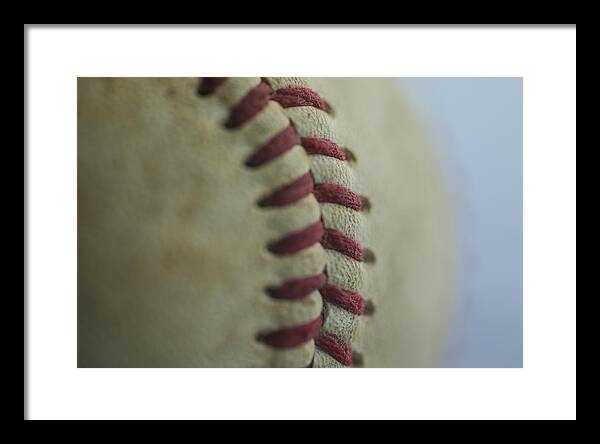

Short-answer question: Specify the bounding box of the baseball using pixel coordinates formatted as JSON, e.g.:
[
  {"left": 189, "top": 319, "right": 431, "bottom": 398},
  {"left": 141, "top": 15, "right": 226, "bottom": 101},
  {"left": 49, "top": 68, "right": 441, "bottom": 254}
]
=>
[{"left": 77, "top": 77, "right": 454, "bottom": 367}]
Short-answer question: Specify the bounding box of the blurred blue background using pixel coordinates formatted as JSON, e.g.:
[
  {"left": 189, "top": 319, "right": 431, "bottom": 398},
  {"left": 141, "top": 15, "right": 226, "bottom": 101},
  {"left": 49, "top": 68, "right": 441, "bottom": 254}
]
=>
[{"left": 399, "top": 78, "right": 523, "bottom": 368}]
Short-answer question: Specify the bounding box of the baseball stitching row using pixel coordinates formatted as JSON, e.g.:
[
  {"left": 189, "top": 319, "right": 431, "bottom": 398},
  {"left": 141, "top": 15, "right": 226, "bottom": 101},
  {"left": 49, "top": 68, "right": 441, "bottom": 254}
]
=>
[{"left": 198, "top": 77, "right": 373, "bottom": 367}]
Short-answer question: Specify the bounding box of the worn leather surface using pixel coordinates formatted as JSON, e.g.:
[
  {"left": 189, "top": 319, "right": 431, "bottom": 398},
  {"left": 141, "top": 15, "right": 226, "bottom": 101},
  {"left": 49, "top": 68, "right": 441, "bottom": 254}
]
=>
[
  {"left": 78, "top": 78, "right": 325, "bottom": 367},
  {"left": 77, "top": 77, "right": 455, "bottom": 368}
]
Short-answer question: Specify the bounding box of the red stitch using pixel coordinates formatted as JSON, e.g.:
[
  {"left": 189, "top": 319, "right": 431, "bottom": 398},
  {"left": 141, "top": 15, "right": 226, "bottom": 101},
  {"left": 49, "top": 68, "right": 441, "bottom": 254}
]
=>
[
  {"left": 320, "top": 283, "right": 365, "bottom": 315},
  {"left": 321, "top": 228, "right": 363, "bottom": 262},
  {"left": 258, "top": 316, "right": 322, "bottom": 348},
  {"left": 271, "top": 87, "right": 331, "bottom": 113},
  {"left": 268, "top": 221, "right": 324, "bottom": 256},
  {"left": 313, "top": 183, "right": 363, "bottom": 211},
  {"left": 315, "top": 334, "right": 353, "bottom": 366},
  {"left": 246, "top": 125, "right": 300, "bottom": 167},
  {"left": 225, "top": 81, "right": 273, "bottom": 129},
  {"left": 301, "top": 137, "right": 346, "bottom": 160},
  {"left": 258, "top": 173, "right": 313, "bottom": 207},
  {"left": 267, "top": 274, "right": 327, "bottom": 300},
  {"left": 198, "top": 77, "right": 227, "bottom": 96}
]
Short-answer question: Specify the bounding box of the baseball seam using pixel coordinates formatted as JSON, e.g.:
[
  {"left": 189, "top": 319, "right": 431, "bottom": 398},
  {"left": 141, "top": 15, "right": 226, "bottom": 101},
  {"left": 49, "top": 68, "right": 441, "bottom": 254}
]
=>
[{"left": 198, "top": 77, "right": 371, "bottom": 367}]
